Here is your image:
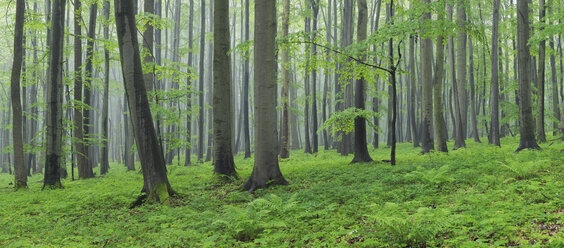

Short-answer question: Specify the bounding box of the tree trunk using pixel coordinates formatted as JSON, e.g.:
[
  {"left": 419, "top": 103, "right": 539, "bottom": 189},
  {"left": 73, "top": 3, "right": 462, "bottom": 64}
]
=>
[
  {"left": 43, "top": 0, "right": 65, "bottom": 189},
  {"left": 100, "top": 0, "right": 110, "bottom": 175},
  {"left": 114, "top": 0, "right": 173, "bottom": 202},
  {"left": 489, "top": 0, "right": 501, "bottom": 146},
  {"left": 83, "top": 2, "right": 98, "bottom": 170},
  {"left": 351, "top": 0, "right": 372, "bottom": 163},
  {"left": 143, "top": 0, "right": 155, "bottom": 92},
  {"left": 536, "top": 0, "right": 547, "bottom": 143},
  {"left": 244, "top": 0, "right": 288, "bottom": 192},
  {"left": 516, "top": 0, "right": 540, "bottom": 151},
  {"left": 455, "top": 2, "right": 467, "bottom": 147},
  {"left": 280, "top": 0, "right": 290, "bottom": 158},
  {"left": 11, "top": 0, "right": 26, "bottom": 189},
  {"left": 311, "top": 0, "right": 319, "bottom": 154},
  {"left": 242, "top": 0, "right": 251, "bottom": 158},
  {"left": 185, "top": 0, "right": 194, "bottom": 166},
  {"left": 197, "top": 0, "right": 206, "bottom": 162},
  {"left": 434, "top": 3, "right": 448, "bottom": 152},
  {"left": 420, "top": 0, "right": 434, "bottom": 154},
  {"left": 468, "top": 37, "right": 480, "bottom": 143},
  {"left": 212, "top": 0, "right": 237, "bottom": 179},
  {"left": 205, "top": 0, "right": 214, "bottom": 163},
  {"left": 303, "top": 3, "right": 312, "bottom": 154}
]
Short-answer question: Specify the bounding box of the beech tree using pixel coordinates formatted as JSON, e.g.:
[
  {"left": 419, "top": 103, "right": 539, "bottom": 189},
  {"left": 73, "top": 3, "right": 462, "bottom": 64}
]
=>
[
  {"left": 11, "top": 0, "right": 26, "bottom": 189},
  {"left": 114, "top": 0, "right": 173, "bottom": 202},
  {"left": 244, "top": 0, "right": 288, "bottom": 192}
]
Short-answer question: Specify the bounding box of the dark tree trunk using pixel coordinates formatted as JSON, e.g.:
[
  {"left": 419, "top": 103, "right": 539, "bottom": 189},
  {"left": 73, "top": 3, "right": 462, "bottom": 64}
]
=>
[
  {"left": 83, "top": 2, "right": 98, "bottom": 170},
  {"left": 197, "top": 0, "right": 206, "bottom": 162},
  {"left": 351, "top": 0, "right": 372, "bottom": 163},
  {"left": 434, "top": 3, "right": 448, "bottom": 152},
  {"left": 43, "top": 0, "right": 65, "bottom": 189},
  {"left": 100, "top": 0, "right": 110, "bottom": 175},
  {"left": 242, "top": 0, "right": 251, "bottom": 158},
  {"left": 490, "top": 0, "right": 501, "bottom": 146},
  {"left": 515, "top": 0, "right": 540, "bottom": 152},
  {"left": 468, "top": 37, "right": 480, "bottom": 143},
  {"left": 114, "top": 0, "right": 173, "bottom": 202},
  {"left": 212, "top": 0, "right": 237, "bottom": 179},
  {"left": 11, "top": 0, "right": 26, "bottom": 189},
  {"left": 420, "top": 0, "right": 434, "bottom": 154},
  {"left": 280, "top": 0, "right": 290, "bottom": 158},
  {"left": 536, "top": 0, "right": 547, "bottom": 143},
  {"left": 311, "top": 0, "right": 319, "bottom": 154}
]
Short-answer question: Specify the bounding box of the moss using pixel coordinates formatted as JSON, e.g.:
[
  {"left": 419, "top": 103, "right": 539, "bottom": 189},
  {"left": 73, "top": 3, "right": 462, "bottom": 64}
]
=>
[
  {"left": 13, "top": 181, "right": 28, "bottom": 190},
  {"left": 148, "top": 182, "right": 171, "bottom": 204}
]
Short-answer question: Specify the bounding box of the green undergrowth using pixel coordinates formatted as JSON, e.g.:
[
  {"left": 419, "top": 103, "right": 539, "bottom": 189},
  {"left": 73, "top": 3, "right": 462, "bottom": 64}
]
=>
[{"left": 0, "top": 136, "right": 563, "bottom": 247}]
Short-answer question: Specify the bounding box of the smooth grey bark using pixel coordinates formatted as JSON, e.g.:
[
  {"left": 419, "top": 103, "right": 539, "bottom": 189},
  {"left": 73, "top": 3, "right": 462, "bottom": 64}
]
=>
[
  {"left": 490, "top": 0, "right": 501, "bottom": 146},
  {"left": 114, "top": 0, "right": 173, "bottom": 202},
  {"left": 143, "top": 0, "right": 155, "bottom": 92},
  {"left": 516, "top": 0, "right": 540, "bottom": 151},
  {"left": 212, "top": 0, "right": 237, "bottom": 178},
  {"left": 280, "top": 0, "right": 290, "bottom": 159},
  {"left": 242, "top": 0, "right": 251, "bottom": 158},
  {"left": 420, "top": 0, "right": 434, "bottom": 154},
  {"left": 468, "top": 37, "right": 480, "bottom": 143},
  {"left": 351, "top": 0, "right": 372, "bottom": 163},
  {"left": 205, "top": 0, "right": 214, "bottom": 163},
  {"left": 244, "top": 0, "right": 288, "bottom": 192},
  {"left": 197, "top": 0, "right": 206, "bottom": 162},
  {"left": 455, "top": 2, "right": 467, "bottom": 146},
  {"left": 303, "top": 2, "right": 312, "bottom": 154},
  {"left": 311, "top": 0, "right": 319, "bottom": 154},
  {"left": 43, "top": 0, "right": 65, "bottom": 189},
  {"left": 408, "top": 30, "right": 418, "bottom": 148},
  {"left": 11, "top": 0, "right": 26, "bottom": 189},
  {"left": 83, "top": 2, "right": 98, "bottom": 170}
]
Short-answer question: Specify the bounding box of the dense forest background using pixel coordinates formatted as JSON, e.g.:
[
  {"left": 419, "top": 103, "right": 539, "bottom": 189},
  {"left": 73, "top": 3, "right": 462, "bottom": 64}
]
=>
[{"left": 0, "top": 0, "right": 563, "bottom": 246}]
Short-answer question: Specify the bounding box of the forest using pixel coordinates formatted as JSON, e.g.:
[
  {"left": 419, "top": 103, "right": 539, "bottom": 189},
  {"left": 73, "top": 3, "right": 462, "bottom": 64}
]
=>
[{"left": 0, "top": 0, "right": 563, "bottom": 246}]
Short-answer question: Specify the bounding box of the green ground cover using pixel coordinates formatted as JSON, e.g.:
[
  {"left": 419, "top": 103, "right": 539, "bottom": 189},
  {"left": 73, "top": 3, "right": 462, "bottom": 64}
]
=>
[{"left": 1, "top": 136, "right": 563, "bottom": 247}]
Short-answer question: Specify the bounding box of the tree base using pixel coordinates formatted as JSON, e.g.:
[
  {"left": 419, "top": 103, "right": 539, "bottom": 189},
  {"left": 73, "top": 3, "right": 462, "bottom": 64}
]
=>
[
  {"left": 14, "top": 181, "right": 27, "bottom": 190},
  {"left": 351, "top": 154, "right": 373, "bottom": 164},
  {"left": 42, "top": 182, "right": 63, "bottom": 190},
  {"left": 514, "top": 143, "right": 541, "bottom": 153},
  {"left": 243, "top": 177, "right": 289, "bottom": 193}
]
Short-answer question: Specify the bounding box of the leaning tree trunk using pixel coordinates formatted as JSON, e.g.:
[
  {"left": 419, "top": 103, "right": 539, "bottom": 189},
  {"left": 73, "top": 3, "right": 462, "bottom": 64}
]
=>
[
  {"left": 515, "top": 0, "right": 540, "bottom": 152},
  {"left": 11, "top": 0, "right": 26, "bottom": 189},
  {"left": 114, "top": 0, "right": 173, "bottom": 202},
  {"left": 420, "top": 0, "right": 434, "bottom": 154},
  {"left": 244, "top": 0, "right": 288, "bottom": 192},
  {"left": 280, "top": 0, "right": 290, "bottom": 159},
  {"left": 434, "top": 3, "right": 448, "bottom": 152},
  {"left": 212, "top": 0, "right": 237, "bottom": 179},
  {"left": 490, "top": 0, "right": 501, "bottom": 146},
  {"left": 536, "top": 0, "right": 546, "bottom": 143},
  {"left": 43, "top": 0, "right": 66, "bottom": 189},
  {"left": 351, "top": 0, "right": 372, "bottom": 163}
]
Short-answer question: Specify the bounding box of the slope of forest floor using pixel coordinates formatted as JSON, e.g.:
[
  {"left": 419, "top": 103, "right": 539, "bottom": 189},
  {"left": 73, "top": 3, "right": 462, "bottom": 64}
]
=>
[{"left": 1, "top": 137, "right": 563, "bottom": 247}]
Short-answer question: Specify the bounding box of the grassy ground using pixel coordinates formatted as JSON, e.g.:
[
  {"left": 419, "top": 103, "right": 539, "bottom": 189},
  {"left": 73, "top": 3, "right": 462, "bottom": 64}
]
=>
[{"left": 0, "top": 136, "right": 563, "bottom": 247}]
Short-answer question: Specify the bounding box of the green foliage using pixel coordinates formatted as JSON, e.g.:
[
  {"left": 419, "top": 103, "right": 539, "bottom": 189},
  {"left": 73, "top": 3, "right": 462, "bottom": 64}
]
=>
[
  {"left": 0, "top": 137, "right": 562, "bottom": 247},
  {"left": 321, "top": 107, "right": 382, "bottom": 139}
]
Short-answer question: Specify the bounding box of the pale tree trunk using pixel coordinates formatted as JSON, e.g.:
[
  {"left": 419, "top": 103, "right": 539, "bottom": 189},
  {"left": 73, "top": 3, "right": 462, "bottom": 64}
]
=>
[
  {"left": 468, "top": 37, "right": 480, "bottom": 142},
  {"left": 114, "top": 0, "right": 173, "bottom": 202},
  {"left": 351, "top": 0, "right": 372, "bottom": 163},
  {"left": 212, "top": 0, "right": 237, "bottom": 179},
  {"left": 11, "top": 0, "right": 26, "bottom": 189},
  {"left": 185, "top": 0, "right": 194, "bottom": 166},
  {"left": 280, "top": 0, "right": 290, "bottom": 159},
  {"left": 244, "top": 0, "right": 288, "bottom": 192},
  {"left": 100, "top": 0, "right": 110, "bottom": 175},
  {"left": 43, "top": 0, "right": 65, "bottom": 189},
  {"left": 408, "top": 27, "right": 418, "bottom": 147},
  {"left": 205, "top": 0, "right": 214, "bottom": 163},
  {"left": 549, "top": 6, "right": 559, "bottom": 135},
  {"left": 455, "top": 2, "right": 467, "bottom": 146},
  {"left": 197, "top": 0, "right": 206, "bottom": 162},
  {"left": 536, "top": 0, "right": 547, "bottom": 143},
  {"left": 490, "top": 0, "right": 501, "bottom": 146},
  {"left": 516, "top": 0, "right": 540, "bottom": 151},
  {"left": 303, "top": 3, "right": 312, "bottom": 154},
  {"left": 242, "top": 0, "right": 251, "bottom": 158},
  {"left": 420, "top": 0, "right": 434, "bottom": 154},
  {"left": 434, "top": 3, "right": 448, "bottom": 152}
]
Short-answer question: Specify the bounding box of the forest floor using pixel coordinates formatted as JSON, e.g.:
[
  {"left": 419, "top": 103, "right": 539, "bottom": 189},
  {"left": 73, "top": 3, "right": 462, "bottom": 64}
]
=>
[{"left": 0, "top": 136, "right": 563, "bottom": 247}]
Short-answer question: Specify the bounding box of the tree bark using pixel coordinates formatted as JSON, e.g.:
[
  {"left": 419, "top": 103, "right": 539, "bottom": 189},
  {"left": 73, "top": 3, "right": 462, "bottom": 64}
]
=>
[
  {"left": 100, "top": 0, "right": 110, "bottom": 175},
  {"left": 536, "top": 0, "right": 547, "bottom": 143},
  {"left": 434, "top": 3, "right": 448, "bottom": 152},
  {"left": 490, "top": 0, "right": 501, "bottom": 146},
  {"left": 43, "top": 0, "right": 65, "bottom": 189},
  {"left": 420, "top": 0, "right": 434, "bottom": 154},
  {"left": 242, "top": 0, "right": 251, "bottom": 158},
  {"left": 185, "top": 0, "right": 194, "bottom": 166},
  {"left": 468, "top": 37, "right": 480, "bottom": 143},
  {"left": 311, "top": 0, "right": 319, "bottom": 154},
  {"left": 212, "top": 0, "right": 237, "bottom": 179},
  {"left": 455, "top": 2, "right": 467, "bottom": 147},
  {"left": 244, "top": 0, "right": 288, "bottom": 192},
  {"left": 351, "top": 0, "right": 372, "bottom": 163},
  {"left": 197, "top": 0, "right": 206, "bottom": 162},
  {"left": 114, "top": 0, "right": 173, "bottom": 202},
  {"left": 83, "top": 2, "right": 98, "bottom": 170},
  {"left": 11, "top": 0, "right": 26, "bottom": 189},
  {"left": 516, "top": 0, "right": 540, "bottom": 151}
]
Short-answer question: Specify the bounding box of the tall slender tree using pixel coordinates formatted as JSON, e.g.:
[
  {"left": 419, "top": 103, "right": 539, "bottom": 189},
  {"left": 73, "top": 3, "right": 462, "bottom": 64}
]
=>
[
  {"left": 44, "top": 0, "right": 66, "bottom": 189},
  {"left": 212, "top": 0, "right": 236, "bottom": 179},
  {"left": 351, "top": 0, "right": 372, "bottom": 163},
  {"left": 100, "top": 0, "right": 110, "bottom": 175},
  {"left": 197, "top": 0, "right": 206, "bottom": 162},
  {"left": 420, "top": 0, "right": 434, "bottom": 154},
  {"left": 11, "top": 0, "right": 26, "bottom": 189},
  {"left": 114, "top": 0, "right": 173, "bottom": 202},
  {"left": 536, "top": 0, "right": 547, "bottom": 143},
  {"left": 244, "top": 0, "right": 288, "bottom": 192},
  {"left": 490, "top": 0, "right": 501, "bottom": 146},
  {"left": 434, "top": 2, "right": 448, "bottom": 152},
  {"left": 84, "top": 2, "right": 98, "bottom": 169},
  {"left": 280, "top": 0, "right": 291, "bottom": 159},
  {"left": 456, "top": 1, "right": 468, "bottom": 146},
  {"left": 516, "top": 0, "right": 540, "bottom": 152},
  {"left": 185, "top": 0, "right": 194, "bottom": 166}
]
